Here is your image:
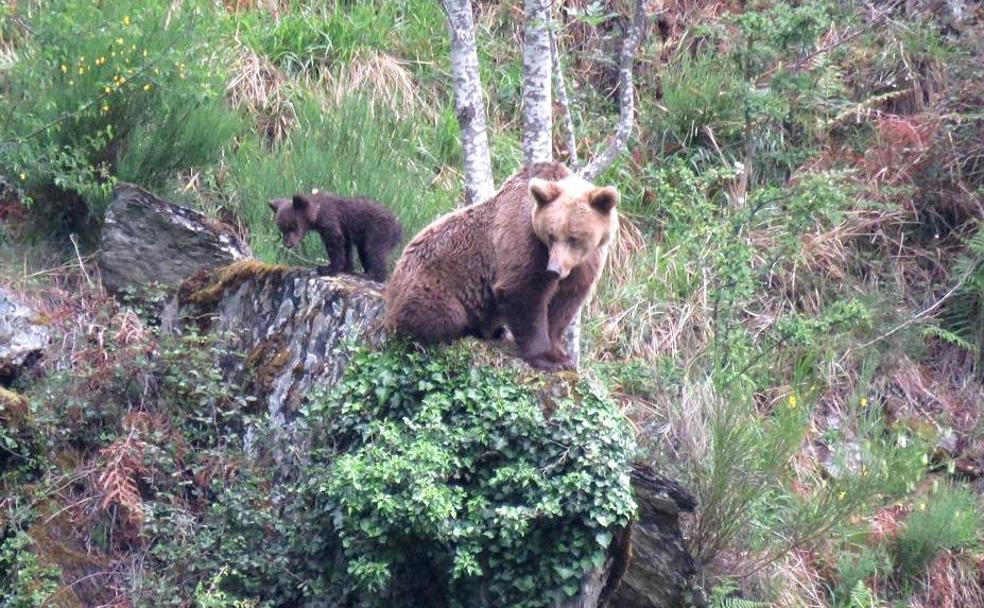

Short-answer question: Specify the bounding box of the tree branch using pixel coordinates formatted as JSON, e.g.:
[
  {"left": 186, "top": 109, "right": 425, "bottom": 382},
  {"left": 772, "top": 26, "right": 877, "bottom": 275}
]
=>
[
  {"left": 578, "top": 0, "right": 648, "bottom": 181},
  {"left": 550, "top": 10, "right": 578, "bottom": 166}
]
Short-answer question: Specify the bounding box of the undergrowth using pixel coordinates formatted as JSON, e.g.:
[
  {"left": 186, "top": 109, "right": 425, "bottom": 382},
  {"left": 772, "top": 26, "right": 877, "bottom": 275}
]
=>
[{"left": 2, "top": 0, "right": 984, "bottom": 606}]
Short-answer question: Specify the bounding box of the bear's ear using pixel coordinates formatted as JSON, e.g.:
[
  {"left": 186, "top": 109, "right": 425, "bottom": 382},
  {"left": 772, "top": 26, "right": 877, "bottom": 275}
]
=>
[
  {"left": 529, "top": 178, "right": 562, "bottom": 206},
  {"left": 589, "top": 186, "right": 619, "bottom": 214},
  {"left": 292, "top": 194, "right": 310, "bottom": 212},
  {"left": 268, "top": 199, "right": 281, "bottom": 213}
]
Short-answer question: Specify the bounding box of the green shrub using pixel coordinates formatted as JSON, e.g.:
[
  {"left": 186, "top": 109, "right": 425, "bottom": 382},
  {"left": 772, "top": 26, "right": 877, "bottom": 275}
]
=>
[
  {"left": 0, "top": 0, "right": 238, "bottom": 223},
  {"left": 0, "top": 530, "right": 62, "bottom": 608},
  {"left": 891, "top": 484, "right": 981, "bottom": 585},
  {"left": 834, "top": 546, "right": 891, "bottom": 607},
  {"left": 308, "top": 343, "right": 637, "bottom": 607}
]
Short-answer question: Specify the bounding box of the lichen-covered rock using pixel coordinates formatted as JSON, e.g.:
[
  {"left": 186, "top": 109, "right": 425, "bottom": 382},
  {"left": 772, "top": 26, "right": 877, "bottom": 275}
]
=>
[
  {"left": 98, "top": 183, "right": 252, "bottom": 293},
  {"left": 167, "top": 261, "right": 698, "bottom": 608},
  {"left": 0, "top": 287, "right": 50, "bottom": 381},
  {"left": 164, "top": 260, "right": 386, "bottom": 425}
]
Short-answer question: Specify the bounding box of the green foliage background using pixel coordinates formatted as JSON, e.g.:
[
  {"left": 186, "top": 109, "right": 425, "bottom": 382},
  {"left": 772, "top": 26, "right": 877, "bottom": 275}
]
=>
[{"left": 2, "top": 0, "right": 984, "bottom": 606}]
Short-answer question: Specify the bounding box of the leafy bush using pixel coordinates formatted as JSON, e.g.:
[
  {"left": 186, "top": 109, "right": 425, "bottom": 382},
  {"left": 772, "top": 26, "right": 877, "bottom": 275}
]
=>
[
  {"left": 891, "top": 484, "right": 982, "bottom": 585},
  {"left": 308, "top": 343, "right": 636, "bottom": 607},
  {"left": 0, "top": 0, "right": 239, "bottom": 223},
  {"left": 0, "top": 530, "right": 62, "bottom": 608}
]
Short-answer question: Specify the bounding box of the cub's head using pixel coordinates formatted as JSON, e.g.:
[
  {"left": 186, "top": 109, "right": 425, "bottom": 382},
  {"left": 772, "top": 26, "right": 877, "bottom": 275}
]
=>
[
  {"left": 529, "top": 175, "right": 619, "bottom": 280},
  {"left": 268, "top": 194, "right": 318, "bottom": 249}
]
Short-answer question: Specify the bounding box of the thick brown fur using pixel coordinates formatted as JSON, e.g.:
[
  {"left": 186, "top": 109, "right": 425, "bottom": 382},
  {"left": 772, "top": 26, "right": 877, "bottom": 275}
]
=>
[
  {"left": 384, "top": 162, "right": 619, "bottom": 371},
  {"left": 268, "top": 192, "right": 403, "bottom": 282}
]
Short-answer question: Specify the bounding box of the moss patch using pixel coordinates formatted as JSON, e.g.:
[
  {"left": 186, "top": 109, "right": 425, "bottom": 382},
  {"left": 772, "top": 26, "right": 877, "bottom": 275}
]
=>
[
  {"left": 243, "top": 337, "right": 293, "bottom": 394},
  {"left": 0, "top": 386, "right": 29, "bottom": 426},
  {"left": 178, "top": 259, "right": 291, "bottom": 308}
]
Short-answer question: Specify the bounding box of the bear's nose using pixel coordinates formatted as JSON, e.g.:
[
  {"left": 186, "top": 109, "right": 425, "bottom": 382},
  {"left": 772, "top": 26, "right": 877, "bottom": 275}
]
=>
[{"left": 546, "top": 260, "right": 563, "bottom": 277}]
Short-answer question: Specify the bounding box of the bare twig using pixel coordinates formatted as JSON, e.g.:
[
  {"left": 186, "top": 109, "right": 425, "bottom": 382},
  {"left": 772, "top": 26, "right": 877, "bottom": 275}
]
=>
[{"left": 69, "top": 233, "right": 93, "bottom": 287}]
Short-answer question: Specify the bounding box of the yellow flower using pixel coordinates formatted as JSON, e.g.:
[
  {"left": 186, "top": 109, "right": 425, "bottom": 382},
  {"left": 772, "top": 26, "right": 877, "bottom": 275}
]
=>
[
  {"left": 79, "top": 55, "right": 85, "bottom": 63},
  {"left": 18, "top": 172, "right": 26, "bottom": 181},
  {"left": 143, "top": 83, "right": 151, "bottom": 92},
  {"left": 68, "top": 80, "right": 74, "bottom": 86},
  {"left": 837, "top": 491, "right": 846, "bottom": 501},
  {"left": 60, "top": 64, "right": 68, "bottom": 73},
  {"left": 131, "top": 44, "right": 136, "bottom": 51},
  {"left": 142, "top": 49, "right": 148, "bottom": 57},
  {"left": 123, "top": 15, "right": 131, "bottom": 26},
  {"left": 788, "top": 394, "right": 797, "bottom": 409},
  {"left": 116, "top": 37, "right": 124, "bottom": 45},
  {"left": 918, "top": 502, "right": 926, "bottom": 511},
  {"left": 104, "top": 86, "right": 112, "bottom": 93},
  {"left": 97, "top": 56, "right": 106, "bottom": 65},
  {"left": 119, "top": 76, "right": 126, "bottom": 84},
  {"left": 860, "top": 397, "right": 868, "bottom": 407},
  {"left": 78, "top": 66, "right": 85, "bottom": 75},
  {"left": 101, "top": 103, "right": 110, "bottom": 113}
]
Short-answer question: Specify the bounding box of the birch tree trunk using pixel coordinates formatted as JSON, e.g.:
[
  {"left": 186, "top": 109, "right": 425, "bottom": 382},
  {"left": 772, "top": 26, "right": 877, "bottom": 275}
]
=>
[
  {"left": 521, "top": 0, "right": 553, "bottom": 164},
  {"left": 441, "top": 0, "right": 495, "bottom": 204},
  {"left": 579, "top": 0, "right": 648, "bottom": 181}
]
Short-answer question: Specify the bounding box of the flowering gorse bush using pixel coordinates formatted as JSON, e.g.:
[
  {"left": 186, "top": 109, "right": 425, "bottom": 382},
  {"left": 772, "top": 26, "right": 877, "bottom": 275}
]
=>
[{"left": 0, "top": 0, "right": 239, "bottom": 218}]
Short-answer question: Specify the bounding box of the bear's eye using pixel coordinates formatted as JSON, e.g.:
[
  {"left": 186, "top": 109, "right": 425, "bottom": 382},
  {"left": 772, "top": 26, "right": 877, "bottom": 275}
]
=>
[{"left": 566, "top": 237, "right": 580, "bottom": 248}]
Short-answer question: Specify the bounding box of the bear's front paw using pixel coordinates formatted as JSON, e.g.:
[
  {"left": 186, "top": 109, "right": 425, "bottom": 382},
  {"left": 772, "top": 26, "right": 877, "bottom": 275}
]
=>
[{"left": 525, "top": 353, "right": 575, "bottom": 372}]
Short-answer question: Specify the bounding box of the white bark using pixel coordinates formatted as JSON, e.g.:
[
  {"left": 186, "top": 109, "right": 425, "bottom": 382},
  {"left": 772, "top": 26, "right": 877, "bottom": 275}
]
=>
[
  {"left": 441, "top": 0, "right": 495, "bottom": 204},
  {"left": 521, "top": 0, "right": 553, "bottom": 164},
  {"left": 579, "top": 0, "right": 647, "bottom": 181},
  {"left": 550, "top": 18, "right": 578, "bottom": 166}
]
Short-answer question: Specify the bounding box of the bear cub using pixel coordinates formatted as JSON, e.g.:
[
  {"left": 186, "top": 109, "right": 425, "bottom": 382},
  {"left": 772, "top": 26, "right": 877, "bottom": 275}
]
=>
[
  {"left": 384, "top": 162, "right": 618, "bottom": 371},
  {"left": 269, "top": 192, "right": 402, "bottom": 282}
]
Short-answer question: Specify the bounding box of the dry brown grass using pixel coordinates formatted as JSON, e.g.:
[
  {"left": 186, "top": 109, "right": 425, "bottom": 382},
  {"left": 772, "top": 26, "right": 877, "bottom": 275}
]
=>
[
  {"left": 910, "top": 551, "right": 984, "bottom": 608},
  {"left": 765, "top": 548, "right": 829, "bottom": 608},
  {"left": 320, "top": 50, "right": 424, "bottom": 121},
  {"left": 588, "top": 214, "right": 714, "bottom": 362},
  {"left": 225, "top": 45, "right": 297, "bottom": 144}
]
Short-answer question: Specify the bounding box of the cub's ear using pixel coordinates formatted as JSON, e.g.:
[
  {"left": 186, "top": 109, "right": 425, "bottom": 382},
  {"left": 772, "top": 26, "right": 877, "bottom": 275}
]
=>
[
  {"left": 590, "top": 186, "right": 619, "bottom": 214},
  {"left": 268, "top": 199, "right": 281, "bottom": 213},
  {"left": 529, "top": 178, "right": 562, "bottom": 206},
  {"left": 291, "top": 194, "right": 310, "bottom": 211}
]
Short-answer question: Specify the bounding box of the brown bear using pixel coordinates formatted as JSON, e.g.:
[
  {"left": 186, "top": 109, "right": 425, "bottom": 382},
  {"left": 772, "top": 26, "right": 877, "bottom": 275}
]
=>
[
  {"left": 268, "top": 192, "right": 403, "bottom": 282},
  {"left": 384, "top": 162, "right": 618, "bottom": 371}
]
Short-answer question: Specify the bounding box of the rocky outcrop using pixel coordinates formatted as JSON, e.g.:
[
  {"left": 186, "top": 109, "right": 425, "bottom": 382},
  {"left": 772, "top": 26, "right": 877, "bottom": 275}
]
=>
[
  {"left": 604, "top": 467, "right": 699, "bottom": 608},
  {"left": 98, "top": 183, "right": 252, "bottom": 293},
  {"left": 168, "top": 261, "right": 699, "bottom": 608},
  {"left": 0, "top": 288, "right": 50, "bottom": 382},
  {"left": 164, "top": 261, "right": 386, "bottom": 426}
]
